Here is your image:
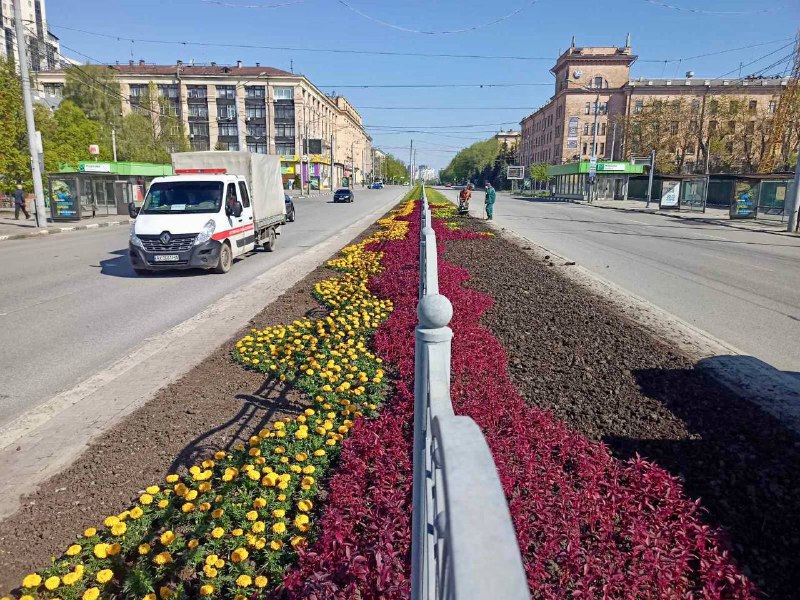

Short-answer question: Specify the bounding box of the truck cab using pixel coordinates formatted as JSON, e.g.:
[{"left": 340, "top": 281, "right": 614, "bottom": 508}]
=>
[{"left": 129, "top": 152, "right": 285, "bottom": 275}]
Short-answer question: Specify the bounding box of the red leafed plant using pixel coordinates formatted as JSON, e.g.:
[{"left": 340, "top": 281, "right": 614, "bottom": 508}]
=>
[{"left": 281, "top": 199, "right": 756, "bottom": 599}]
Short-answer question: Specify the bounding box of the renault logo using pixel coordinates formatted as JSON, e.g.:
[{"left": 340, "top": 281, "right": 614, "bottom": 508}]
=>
[{"left": 159, "top": 232, "right": 171, "bottom": 245}]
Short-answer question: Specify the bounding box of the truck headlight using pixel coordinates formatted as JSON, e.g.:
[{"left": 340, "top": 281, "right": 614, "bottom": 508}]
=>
[
  {"left": 194, "top": 219, "right": 216, "bottom": 245},
  {"left": 130, "top": 223, "right": 144, "bottom": 249}
]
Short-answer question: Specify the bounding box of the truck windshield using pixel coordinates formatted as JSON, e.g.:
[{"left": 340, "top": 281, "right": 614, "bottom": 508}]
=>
[{"left": 141, "top": 181, "right": 223, "bottom": 214}]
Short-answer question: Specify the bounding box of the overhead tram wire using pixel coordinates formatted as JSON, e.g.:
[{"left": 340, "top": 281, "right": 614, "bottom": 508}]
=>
[{"left": 49, "top": 23, "right": 791, "bottom": 65}]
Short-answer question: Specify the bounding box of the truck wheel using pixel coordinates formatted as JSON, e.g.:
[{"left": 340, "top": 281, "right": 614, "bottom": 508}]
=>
[
  {"left": 263, "top": 228, "right": 277, "bottom": 252},
  {"left": 214, "top": 242, "right": 233, "bottom": 274}
]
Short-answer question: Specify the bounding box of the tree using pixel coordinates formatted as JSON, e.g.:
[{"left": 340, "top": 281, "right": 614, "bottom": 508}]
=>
[
  {"left": 117, "top": 112, "right": 169, "bottom": 163},
  {"left": 382, "top": 154, "right": 408, "bottom": 183},
  {"left": 39, "top": 100, "right": 107, "bottom": 168},
  {"left": 440, "top": 138, "right": 500, "bottom": 185},
  {"left": 0, "top": 57, "right": 29, "bottom": 192}
]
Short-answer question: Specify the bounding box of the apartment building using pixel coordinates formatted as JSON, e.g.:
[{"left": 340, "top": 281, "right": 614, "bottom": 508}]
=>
[
  {"left": 35, "top": 61, "right": 372, "bottom": 189},
  {"left": 0, "top": 0, "right": 60, "bottom": 71},
  {"left": 518, "top": 39, "right": 791, "bottom": 172},
  {"left": 495, "top": 130, "right": 521, "bottom": 151}
]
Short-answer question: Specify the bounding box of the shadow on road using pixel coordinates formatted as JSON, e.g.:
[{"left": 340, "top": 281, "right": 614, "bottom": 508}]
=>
[{"left": 95, "top": 249, "right": 230, "bottom": 278}]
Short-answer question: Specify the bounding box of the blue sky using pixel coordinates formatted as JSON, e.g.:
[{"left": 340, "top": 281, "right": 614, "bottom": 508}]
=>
[{"left": 47, "top": 0, "right": 799, "bottom": 169}]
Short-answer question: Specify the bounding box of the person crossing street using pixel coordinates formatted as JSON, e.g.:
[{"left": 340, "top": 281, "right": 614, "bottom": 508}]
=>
[{"left": 484, "top": 181, "right": 496, "bottom": 220}]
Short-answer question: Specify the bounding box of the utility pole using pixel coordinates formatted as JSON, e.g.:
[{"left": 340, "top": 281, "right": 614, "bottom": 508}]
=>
[
  {"left": 330, "top": 134, "right": 335, "bottom": 190},
  {"left": 351, "top": 141, "right": 355, "bottom": 187},
  {"left": 645, "top": 148, "right": 656, "bottom": 208},
  {"left": 787, "top": 145, "right": 800, "bottom": 232},
  {"left": 111, "top": 126, "right": 118, "bottom": 162},
  {"left": 588, "top": 94, "right": 600, "bottom": 202},
  {"left": 409, "top": 139, "right": 413, "bottom": 185},
  {"left": 13, "top": 0, "right": 47, "bottom": 228},
  {"left": 609, "top": 122, "right": 617, "bottom": 162}
]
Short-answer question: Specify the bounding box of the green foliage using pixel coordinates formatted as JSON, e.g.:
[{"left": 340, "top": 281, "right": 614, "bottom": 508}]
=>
[
  {"left": 529, "top": 162, "right": 549, "bottom": 182},
  {"left": 439, "top": 137, "right": 505, "bottom": 186},
  {"left": 0, "top": 57, "right": 29, "bottom": 192},
  {"left": 63, "top": 65, "right": 122, "bottom": 157},
  {"left": 382, "top": 153, "right": 408, "bottom": 183},
  {"left": 117, "top": 112, "right": 168, "bottom": 163}
]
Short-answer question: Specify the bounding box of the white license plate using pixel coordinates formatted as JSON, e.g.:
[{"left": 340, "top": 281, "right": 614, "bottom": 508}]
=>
[{"left": 153, "top": 254, "right": 180, "bottom": 262}]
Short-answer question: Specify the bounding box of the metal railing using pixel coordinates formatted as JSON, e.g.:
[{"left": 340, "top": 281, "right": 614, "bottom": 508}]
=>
[{"left": 411, "top": 185, "right": 530, "bottom": 600}]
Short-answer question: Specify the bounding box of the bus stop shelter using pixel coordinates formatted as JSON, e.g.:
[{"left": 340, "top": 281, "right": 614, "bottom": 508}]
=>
[
  {"left": 48, "top": 161, "right": 173, "bottom": 221},
  {"left": 548, "top": 161, "right": 644, "bottom": 202}
]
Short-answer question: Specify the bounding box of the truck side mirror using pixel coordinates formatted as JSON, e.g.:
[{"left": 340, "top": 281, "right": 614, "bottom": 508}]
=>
[
  {"left": 128, "top": 202, "right": 140, "bottom": 219},
  {"left": 232, "top": 201, "right": 243, "bottom": 218}
]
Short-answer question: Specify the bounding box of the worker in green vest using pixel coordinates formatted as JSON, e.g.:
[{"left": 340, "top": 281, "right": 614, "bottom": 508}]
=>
[{"left": 484, "top": 181, "right": 496, "bottom": 220}]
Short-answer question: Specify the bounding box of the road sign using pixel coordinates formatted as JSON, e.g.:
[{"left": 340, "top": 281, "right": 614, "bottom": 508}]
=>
[
  {"left": 507, "top": 165, "right": 525, "bottom": 180},
  {"left": 89, "top": 144, "right": 100, "bottom": 155},
  {"left": 588, "top": 156, "right": 597, "bottom": 178}
]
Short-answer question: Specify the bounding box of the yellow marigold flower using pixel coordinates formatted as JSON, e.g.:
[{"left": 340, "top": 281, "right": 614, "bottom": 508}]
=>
[
  {"left": 84, "top": 527, "right": 97, "bottom": 537},
  {"left": 66, "top": 544, "right": 82, "bottom": 556},
  {"left": 215, "top": 558, "right": 224, "bottom": 568},
  {"left": 303, "top": 465, "right": 316, "bottom": 474},
  {"left": 301, "top": 476, "right": 315, "bottom": 489},
  {"left": 236, "top": 574, "right": 252, "bottom": 587},
  {"left": 139, "top": 493, "right": 153, "bottom": 505},
  {"left": 295, "top": 452, "right": 308, "bottom": 462},
  {"left": 62, "top": 571, "right": 80, "bottom": 585},
  {"left": 198, "top": 482, "right": 212, "bottom": 493},
  {"left": 204, "top": 554, "right": 218, "bottom": 566},
  {"left": 181, "top": 502, "right": 195, "bottom": 513},
  {"left": 231, "top": 547, "right": 249, "bottom": 563},
  {"left": 184, "top": 489, "right": 198, "bottom": 501},
  {"left": 270, "top": 539, "right": 283, "bottom": 551},
  {"left": 130, "top": 506, "right": 144, "bottom": 519},
  {"left": 290, "top": 535, "right": 306, "bottom": 548},
  {"left": 211, "top": 527, "right": 225, "bottom": 539},
  {"left": 200, "top": 584, "right": 214, "bottom": 596},
  {"left": 96, "top": 569, "right": 113, "bottom": 584},
  {"left": 21, "top": 573, "right": 42, "bottom": 588},
  {"left": 232, "top": 528, "right": 244, "bottom": 536},
  {"left": 272, "top": 508, "right": 286, "bottom": 518},
  {"left": 103, "top": 515, "right": 119, "bottom": 528},
  {"left": 245, "top": 510, "right": 258, "bottom": 521},
  {"left": 187, "top": 539, "right": 199, "bottom": 550},
  {"left": 251, "top": 521, "right": 266, "bottom": 533},
  {"left": 273, "top": 421, "right": 285, "bottom": 430},
  {"left": 298, "top": 499, "right": 313, "bottom": 512},
  {"left": 166, "top": 474, "right": 179, "bottom": 483},
  {"left": 107, "top": 543, "right": 121, "bottom": 556},
  {"left": 247, "top": 469, "right": 261, "bottom": 481},
  {"left": 111, "top": 522, "right": 127, "bottom": 536},
  {"left": 174, "top": 483, "right": 188, "bottom": 496},
  {"left": 153, "top": 551, "right": 173, "bottom": 565},
  {"left": 261, "top": 472, "right": 278, "bottom": 487},
  {"left": 314, "top": 449, "right": 326, "bottom": 457},
  {"left": 83, "top": 588, "right": 100, "bottom": 600},
  {"left": 160, "top": 586, "right": 175, "bottom": 599},
  {"left": 93, "top": 543, "right": 109, "bottom": 559},
  {"left": 138, "top": 543, "right": 151, "bottom": 555},
  {"left": 158, "top": 499, "right": 169, "bottom": 509},
  {"left": 272, "top": 521, "right": 287, "bottom": 534},
  {"left": 198, "top": 502, "right": 212, "bottom": 512},
  {"left": 19, "top": 596, "right": 34, "bottom": 600},
  {"left": 253, "top": 497, "right": 267, "bottom": 508},
  {"left": 160, "top": 530, "right": 176, "bottom": 545},
  {"left": 212, "top": 508, "right": 225, "bottom": 519},
  {"left": 277, "top": 493, "right": 287, "bottom": 501},
  {"left": 214, "top": 450, "right": 226, "bottom": 459},
  {"left": 255, "top": 575, "right": 268, "bottom": 588},
  {"left": 295, "top": 514, "right": 310, "bottom": 532},
  {"left": 44, "top": 575, "right": 60, "bottom": 590},
  {"left": 144, "top": 594, "right": 157, "bottom": 600},
  {"left": 203, "top": 565, "right": 218, "bottom": 578}
]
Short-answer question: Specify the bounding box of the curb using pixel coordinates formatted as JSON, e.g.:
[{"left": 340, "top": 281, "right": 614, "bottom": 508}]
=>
[{"left": 0, "top": 219, "right": 131, "bottom": 242}]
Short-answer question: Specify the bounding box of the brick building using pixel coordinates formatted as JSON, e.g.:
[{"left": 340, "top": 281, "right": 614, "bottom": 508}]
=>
[
  {"left": 35, "top": 61, "right": 372, "bottom": 189},
  {"left": 518, "top": 38, "right": 792, "bottom": 173}
]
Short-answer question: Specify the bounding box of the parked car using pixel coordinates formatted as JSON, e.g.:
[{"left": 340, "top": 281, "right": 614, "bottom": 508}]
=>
[
  {"left": 371, "top": 181, "right": 384, "bottom": 189},
  {"left": 284, "top": 194, "right": 295, "bottom": 222},
  {"left": 334, "top": 188, "right": 354, "bottom": 203}
]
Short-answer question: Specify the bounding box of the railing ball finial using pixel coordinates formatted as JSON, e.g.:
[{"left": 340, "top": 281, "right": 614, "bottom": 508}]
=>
[{"left": 418, "top": 293, "right": 453, "bottom": 329}]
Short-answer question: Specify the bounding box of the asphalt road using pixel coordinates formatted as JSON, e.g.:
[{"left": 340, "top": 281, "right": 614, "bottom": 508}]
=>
[
  {"left": 0, "top": 186, "right": 404, "bottom": 428},
  {"left": 440, "top": 189, "right": 800, "bottom": 374}
]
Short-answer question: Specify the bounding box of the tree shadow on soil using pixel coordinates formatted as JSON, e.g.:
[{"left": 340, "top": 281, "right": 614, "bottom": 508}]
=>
[
  {"left": 602, "top": 365, "right": 800, "bottom": 597},
  {"left": 168, "top": 378, "right": 305, "bottom": 474}
]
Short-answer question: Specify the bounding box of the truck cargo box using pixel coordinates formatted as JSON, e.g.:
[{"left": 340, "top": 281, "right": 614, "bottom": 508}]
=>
[{"left": 171, "top": 151, "right": 285, "bottom": 227}]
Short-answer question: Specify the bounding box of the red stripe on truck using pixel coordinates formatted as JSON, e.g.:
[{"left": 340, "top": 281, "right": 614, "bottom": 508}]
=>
[{"left": 211, "top": 223, "right": 255, "bottom": 241}]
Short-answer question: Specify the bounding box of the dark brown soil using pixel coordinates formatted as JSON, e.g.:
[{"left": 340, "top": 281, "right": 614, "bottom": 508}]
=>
[
  {"left": 444, "top": 216, "right": 800, "bottom": 600},
  {"left": 0, "top": 213, "right": 388, "bottom": 592}
]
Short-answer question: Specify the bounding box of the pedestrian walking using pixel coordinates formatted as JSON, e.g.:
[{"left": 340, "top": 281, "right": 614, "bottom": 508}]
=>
[
  {"left": 13, "top": 184, "right": 30, "bottom": 220},
  {"left": 484, "top": 181, "right": 496, "bottom": 220}
]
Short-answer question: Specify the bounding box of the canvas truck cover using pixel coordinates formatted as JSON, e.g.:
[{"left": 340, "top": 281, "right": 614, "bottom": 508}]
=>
[{"left": 171, "top": 152, "right": 285, "bottom": 223}]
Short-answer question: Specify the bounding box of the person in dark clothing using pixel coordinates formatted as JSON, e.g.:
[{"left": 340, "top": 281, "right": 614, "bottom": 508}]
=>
[{"left": 14, "top": 185, "right": 30, "bottom": 220}]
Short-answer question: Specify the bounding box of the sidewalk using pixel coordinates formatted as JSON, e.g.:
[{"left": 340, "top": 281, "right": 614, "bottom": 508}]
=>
[
  {"left": 509, "top": 193, "right": 798, "bottom": 237},
  {"left": 0, "top": 210, "right": 131, "bottom": 242}
]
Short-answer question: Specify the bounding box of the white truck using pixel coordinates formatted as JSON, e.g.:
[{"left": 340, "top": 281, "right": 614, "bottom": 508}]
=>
[{"left": 128, "top": 152, "right": 286, "bottom": 274}]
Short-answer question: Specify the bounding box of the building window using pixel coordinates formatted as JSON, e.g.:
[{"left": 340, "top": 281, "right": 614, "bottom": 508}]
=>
[
  {"left": 593, "top": 76, "right": 604, "bottom": 89},
  {"left": 691, "top": 98, "right": 700, "bottom": 113},
  {"left": 276, "top": 143, "right": 295, "bottom": 154},
  {"left": 248, "top": 142, "right": 268, "bottom": 154},
  {"left": 189, "top": 104, "right": 208, "bottom": 118},
  {"left": 600, "top": 102, "right": 608, "bottom": 115},
  {"left": 726, "top": 142, "right": 734, "bottom": 153},
  {"left": 246, "top": 106, "right": 266, "bottom": 119},
  {"left": 599, "top": 142, "right": 605, "bottom": 156},
  {"left": 274, "top": 104, "right": 295, "bottom": 121},
  {"left": 727, "top": 120, "right": 735, "bottom": 133},
  {"left": 634, "top": 99, "right": 643, "bottom": 114},
  {"left": 709, "top": 99, "right": 719, "bottom": 114},
  {"left": 275, "top": 124, "right": 295, "bottom": 138},
  {"left": 768, "top": 100, "right": 777, "bottom": 114},
  {"left": 671, "top": 99, "right": 681, "bottom": 111},
  {"left": 274, "top": 86, "right": 294, "bottom": 100},
  {"left": 601, "top": 122, "right": 607, "bottom": 136},
  {"left": 686, "top": 143, "right": 695, "bottom": 154},
  {"left": 748, "top": 100, "right": 757, "bottom": 113},
  {"left": 246, "top": 86, "right": 265, "bottom": 99},
  {"left": 190, "top": 139, "right": 210, "bottom": 151},
  {"left": 729, "top": 100, "right": 740, "bottom": 113},
  {"left": 708, "top": 120, "right": 718, "bottom": 134},
  {"left": 189, "top": 123, "right": 208, "bottom": 137},
  {"left": 216, "top": 85, "right": 236, "bottom": 100},
  {"left": 670, "top": 121, "right": 679, "bottom": 134},
  {"left": 585, "top": 102, "right": 591, "bottom": 115},
  {"left": 217, "top": 140, "right": 240, "bottom": 151},
  {"left": 187, "top": 85, "right": 207, "bottom": 99},
  {"left": 217, "top": 104, "right": 237, "bottom": 120},
  {"left": 582, "top": 143, "right": 587, "bottom": 155},
  {"left": 157, "top": 84, "right": 178, "bottom": 99},
  {"left": 219, "top": 123, "right": 239, "bottom": 137},
  {"left": 745, "top": 122, "right": 755, "bottom": 135},
  {"left": 247, "top": 124, "right": 266, "bottom": 137},
  {"left": 43, "top": 82, "right": 62, "bottom": 96}
]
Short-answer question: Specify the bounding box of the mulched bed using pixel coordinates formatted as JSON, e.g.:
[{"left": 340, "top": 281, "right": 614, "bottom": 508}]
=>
[
  {"left": 444, "top": 215, "right": 800, "bottom": 599},
  {"left": 0, "top": 220, "right": 388, "bottom": 593}
]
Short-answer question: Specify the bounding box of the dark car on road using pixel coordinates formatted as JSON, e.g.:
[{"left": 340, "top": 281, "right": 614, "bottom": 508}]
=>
[
  {"left": 333, "top": 188, "right": 354, "bottom": 203},
  {"left": 284, "top": 194, "right": 295, "bottom": 222}
]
